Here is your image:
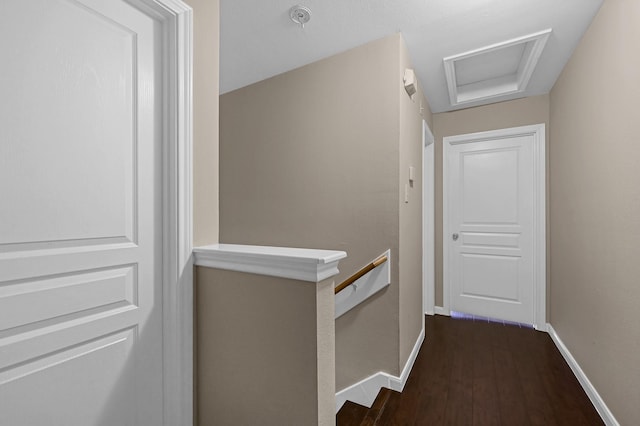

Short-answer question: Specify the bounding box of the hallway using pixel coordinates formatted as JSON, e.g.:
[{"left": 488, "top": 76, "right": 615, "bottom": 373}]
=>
[{"left": 337, "top": 315, "right": 603, "bottom": 425}]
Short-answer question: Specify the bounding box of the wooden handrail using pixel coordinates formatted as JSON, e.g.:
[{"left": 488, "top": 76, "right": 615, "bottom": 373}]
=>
[{"left": 334, "top": 255, "right": 388, "bottom": 294}]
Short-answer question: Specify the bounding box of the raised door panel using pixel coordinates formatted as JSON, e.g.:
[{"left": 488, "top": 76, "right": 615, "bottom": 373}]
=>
[
  {"left": 0, "top": 266, "right": 137, "bottom": 331},
  {"left": 0, "top": 0, "right": 136, "bottom": 248},
  {"left": 461, "top": 148, "right": 520, "bottom": 225},
  {"left": 460, "top": 253, "right": 520, "bottom": 302},
  {"left": 0, "top": 329, "right": 137, "bottom": 426}
]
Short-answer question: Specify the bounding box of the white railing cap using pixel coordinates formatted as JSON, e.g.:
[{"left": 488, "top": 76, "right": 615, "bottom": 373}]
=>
[{"left": 193, "top": 244, "right": 347, "bottom": 283}]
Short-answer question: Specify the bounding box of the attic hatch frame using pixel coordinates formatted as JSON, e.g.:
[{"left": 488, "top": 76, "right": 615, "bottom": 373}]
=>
[{"left": 443, "top": 29, "right": 552, "bottom": 107}]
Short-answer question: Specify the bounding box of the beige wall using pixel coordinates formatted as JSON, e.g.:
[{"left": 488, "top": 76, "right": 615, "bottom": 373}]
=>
[
  {"left": 219, "top": 34, "right": 426, "bottom": 389},
  {"left": 549, "top": 0, "right": 640, "bottom": 423},
  {"left": 196, "top": 268, "right": 335, "bottom": 425},
  {"left": 398, "top": 41, "right": 432, "bottom": 364},
  {"left": 432, "top": 95, "right": 550, "bottom": 306},
  {"left": 187, "top": 1, "right": 219, "bottom": 423},
  {"left": 190, "top": 0, "right": 219, "bottom": 247}
]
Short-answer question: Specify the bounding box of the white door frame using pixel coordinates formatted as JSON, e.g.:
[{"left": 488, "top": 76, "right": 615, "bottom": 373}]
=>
[
  {"left": 144, "top": 1, "right": 194, "bottom": 424},
  {"left": 423, "top": 121, "right": 435, "bottom": 316},
  {"left": 442, "top": 124, "right": 546, "bottom": 329}
]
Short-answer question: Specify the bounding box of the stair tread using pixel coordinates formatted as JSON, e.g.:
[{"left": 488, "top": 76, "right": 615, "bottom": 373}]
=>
[
  {"left": 360, "top": 387, "right": 399, "bottom": 426},
  {"left": 373, "top": 389, "right": 402, "bottom": 425},
  {"left": 337, "top": 387, "right": 403, "bottom": 426},
  {"left": 336, "top": 401, "right": 369, "bottom": 425},
  {"left": 359, "top": 388, "right": 388, "bottom": 426}
]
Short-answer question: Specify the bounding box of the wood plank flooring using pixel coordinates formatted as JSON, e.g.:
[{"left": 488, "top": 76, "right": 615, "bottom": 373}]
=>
[{"left": 337, "top": 315, "right": 603, "bottom": 426}]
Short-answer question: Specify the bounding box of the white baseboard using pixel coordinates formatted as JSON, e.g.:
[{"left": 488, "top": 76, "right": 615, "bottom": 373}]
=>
[
  {"left": 334, "top": 373, "right": 389, "bottom": 413},
  {"left": 434, "top": 306, "right": 449, "bottom": 316},
  {"left": 546, "top": 324, "right": 619, "bottom": 426},
  {"left": 390, "top": 326, "right": 425, "bottom": 393},
  {"left": 335, "top": 327, "right": 425, "bottom": 412}
]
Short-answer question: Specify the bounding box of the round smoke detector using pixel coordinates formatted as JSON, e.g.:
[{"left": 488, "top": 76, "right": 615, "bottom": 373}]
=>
[{"left": 289, "top": 5, "right": 311, "bottom": 27}]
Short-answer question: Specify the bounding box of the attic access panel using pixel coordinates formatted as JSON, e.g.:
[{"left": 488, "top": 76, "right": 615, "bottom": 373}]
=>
[{"left": 444, "top": 29, "right": 551, "bottom": 106}]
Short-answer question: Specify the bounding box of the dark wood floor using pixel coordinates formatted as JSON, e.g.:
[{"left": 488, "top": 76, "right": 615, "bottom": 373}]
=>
[{"left": 337, "top": 315, "right": 604, "bottom": 425}]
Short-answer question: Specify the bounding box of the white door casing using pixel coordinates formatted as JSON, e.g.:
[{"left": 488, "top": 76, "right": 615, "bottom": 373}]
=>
[
  {"left": 423, "top": 120, "right": 435, "bottom": 316},
  {"left": 443, "top": 124, "right": 545, "bottom": 329},
  {"left": 0, "top": 1, "right": 193, "bottom": 425}
]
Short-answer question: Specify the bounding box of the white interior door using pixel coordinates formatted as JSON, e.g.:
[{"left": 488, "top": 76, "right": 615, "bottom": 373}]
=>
[
  {"left": 0, "top": 1, "right": 165, "bottom": 424},
  {"left": 443, "top": 125, "right": 545, "bottom": 327}
]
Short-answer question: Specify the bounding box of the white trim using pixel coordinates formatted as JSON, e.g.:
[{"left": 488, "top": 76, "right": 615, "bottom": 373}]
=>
[
  {"left": 390, "top": 326, "right": 425, "bottom": 393},
  {"left": 193, "top": 244, "right": 347, "bottom": 283},
  {"left": 441, "top": 128, "right": 451, "bottom": 314},
  {"left": 434, "top": 306, "right": 450, "bottom": 316},
  {"left": 335, "top": 327, "right": 425, "bottom": 412},
  {"left": 335, "top": 374, "right": 389, "bottom": 413},
  {"left": 443, "top": 29, "right": 551, "bottom": 107},
  {"left": 423, "top": 121, "right": 435, "bottom": 316},
  {"left": 443, "top": 124, "right": 546, "bottom": 329},
  {"left": 141, "top": 1, "right": 194, "bottom": 425},
  {"left": 547, "top": 324, "right": 619, "bottom": 426},
  {"left": 423, "top": 120, "right": 435, "bottom": 147},
  {"left": 532, "top": 125, "right": 547, "bottom": 331}
]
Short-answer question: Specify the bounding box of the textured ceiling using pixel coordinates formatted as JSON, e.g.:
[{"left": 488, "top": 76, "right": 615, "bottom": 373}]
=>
[{"left": 220, "top": 0, "right": 603, "bottom": 112}]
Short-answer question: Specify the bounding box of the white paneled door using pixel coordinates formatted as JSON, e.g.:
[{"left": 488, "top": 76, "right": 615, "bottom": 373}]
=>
[
  {"left": 0, "top": 0, "right": 168, "bottom": 424},
  {"left": 443, "top": 125, "right": 545, "bottom": 328}
]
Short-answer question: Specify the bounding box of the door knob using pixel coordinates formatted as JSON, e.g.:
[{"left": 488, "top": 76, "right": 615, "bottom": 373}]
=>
[{"left": 452, "top": 233, "right": 459, "bottom": 241}]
